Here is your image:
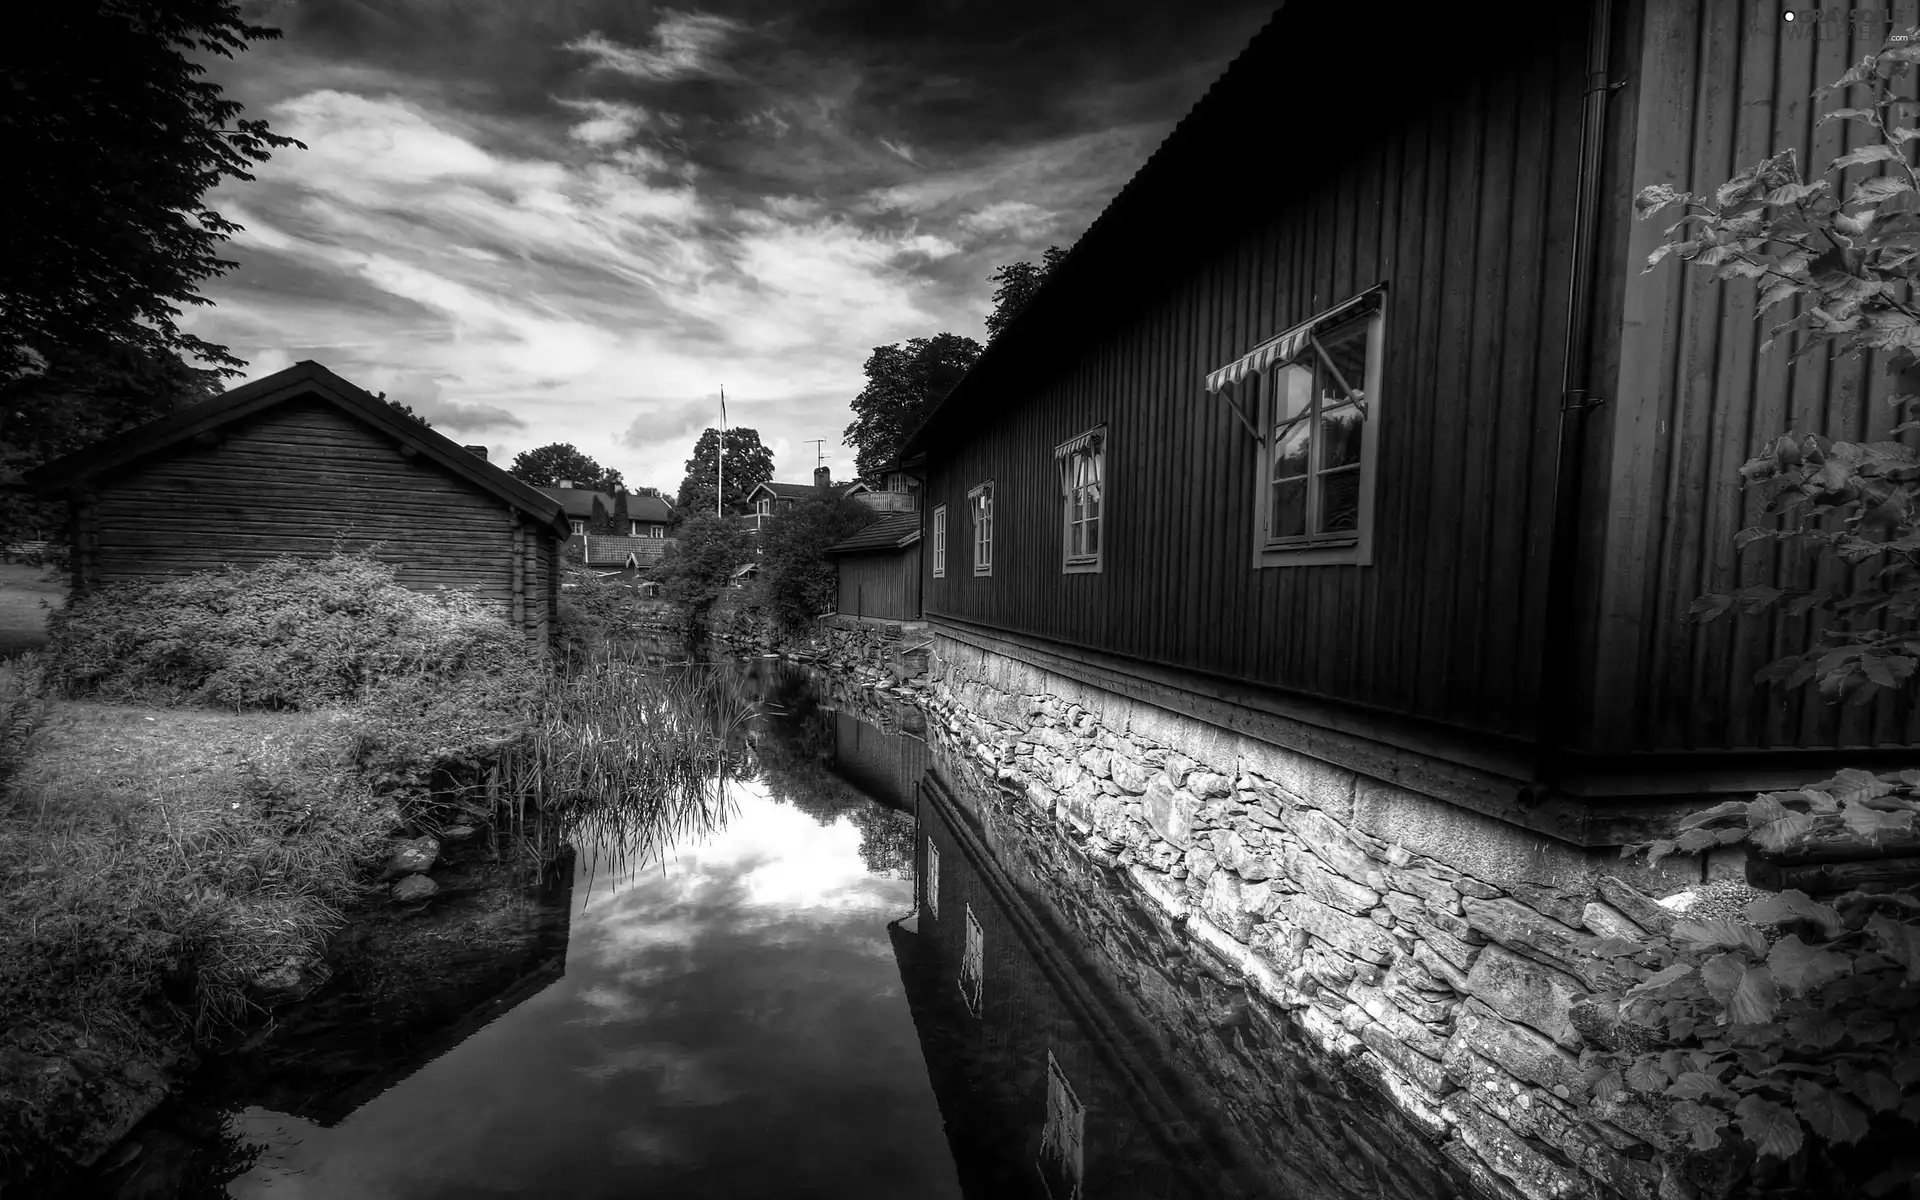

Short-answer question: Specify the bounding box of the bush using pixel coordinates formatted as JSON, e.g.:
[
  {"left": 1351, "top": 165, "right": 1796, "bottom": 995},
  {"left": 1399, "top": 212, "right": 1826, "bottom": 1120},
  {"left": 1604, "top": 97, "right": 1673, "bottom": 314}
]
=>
[
  {"left": 650, "top": 515, "right": 753, "bottom": 636},
  {"left": 48, "top": 552, "right": 530, "bottom": 709},
  {"left": 556, "top": 565, "right": 645, "bottom": 658}
]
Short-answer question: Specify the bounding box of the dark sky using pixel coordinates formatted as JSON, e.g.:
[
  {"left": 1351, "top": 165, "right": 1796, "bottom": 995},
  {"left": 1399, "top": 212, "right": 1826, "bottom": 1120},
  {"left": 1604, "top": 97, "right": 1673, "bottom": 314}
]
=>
[{"left": 193, "top": 0, "right": 1277, "bottom": 486}]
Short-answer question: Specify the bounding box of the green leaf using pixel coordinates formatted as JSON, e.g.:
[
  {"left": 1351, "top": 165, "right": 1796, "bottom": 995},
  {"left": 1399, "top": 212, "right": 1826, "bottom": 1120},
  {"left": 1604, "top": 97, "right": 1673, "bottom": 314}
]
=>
[
  {"left": 1745, "top": 890, "right": 1846, "bottom": 939},
  {"left": 1823, "top": 767, "right": 1896, "bottom": 804},
  {"left": 1835, "top": 143, "right": 1902, "bottom": 171},
  {"left": 1766, "top": 935, "right": 1853, "bottom": 994},
  {"left": 1752, "top": 810, "right": 1819, "bottom": 853},
  {"left": 1627, "top": 1056, "right": 1671, "bottom": 1094},
  {"left": 1676, "top": 918, "right": 1770, "bottom": 957},
  {"left": 1867, "top": 914, "right": 1920, "bottom": 984},
  {"left": 1669, "top": 1071, "right": 1736, "bottom": 1102},
  {"left": 1793, "top": 1079, "right": 1872, "bottom": 1146},
  {"left": 1701, "top": 953, "right": 1779, "bottom": 1024},
  {"left": 1637, "top": 184, "right": 1690, "bottom": 219},
  {"left": 1667, "top": 1099, "right": 1729, "bottom": 1151},
  {"left": 1786, "top": 1011, "right": 1849, "bottom": 1049},
  {"left": 1843, "top": 797, "right": 1917, "bottom": 844},
  {"left": 1690, "top": 592, "right": 1735, "bottom": 622},
  {"left": 1626, "top": 962, "right": 1694, "bottom": 998},
  {"left": 1680, "top": 799, "right": 1756, "bottom": 830},
  {"left": 1835, "top": 1061, "right": 1904, "bottom": 1113},
  {"left": 1735, "top": 1094, "right": 1803, "bottom": 1159}
]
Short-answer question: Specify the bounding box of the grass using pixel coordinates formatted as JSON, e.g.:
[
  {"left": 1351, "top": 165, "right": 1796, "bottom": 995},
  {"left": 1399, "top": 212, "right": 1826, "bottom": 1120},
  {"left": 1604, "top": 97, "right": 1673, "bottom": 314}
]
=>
[{"left": 0, "top": 699, "right": 392, "bottom": 1052}]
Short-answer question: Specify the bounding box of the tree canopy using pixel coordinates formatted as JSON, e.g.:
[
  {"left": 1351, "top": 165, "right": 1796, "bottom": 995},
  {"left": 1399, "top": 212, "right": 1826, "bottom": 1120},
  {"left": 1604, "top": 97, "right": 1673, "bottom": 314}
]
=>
[
  {"left": 751, "top": 492, "right": 876, "bottom": 635},
  {"left": 676, "top": 427, "right": 774, "bottom": 514},
  {"left": 508, "top": 443, "right": 624, "bottom": 492},
  {"left": 985, "top": 245, "right": 1068, "bottom": 342},
  {"left": 649, "top": 514, "right": 753, "bottom": 635},
  {"left": 842, "top": 334, "right": 982, "bottom": 480},
  {"left": 4, "top": 1, "right": 302, "bottom": 379}
]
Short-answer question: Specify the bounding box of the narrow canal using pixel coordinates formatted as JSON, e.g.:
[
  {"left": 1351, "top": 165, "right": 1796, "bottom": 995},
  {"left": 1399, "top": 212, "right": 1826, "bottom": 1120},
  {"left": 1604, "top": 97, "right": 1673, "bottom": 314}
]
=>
[{"left": 91, "top": 657, "right": 1467, "bottom": 1200}]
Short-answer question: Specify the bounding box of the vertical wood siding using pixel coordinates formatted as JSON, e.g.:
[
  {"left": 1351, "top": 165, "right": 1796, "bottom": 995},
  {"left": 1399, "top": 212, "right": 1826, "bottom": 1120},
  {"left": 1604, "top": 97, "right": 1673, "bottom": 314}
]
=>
[
  {"left": 921, "top": 8, "right": 1588, "bottom": 744},
  {"left": 836, "top": 547, "right": 922, "bottom": 621},
  {"left": 90, "top": 399, "right": 532, "bottom": 621},
  {"left": 1600, "top": 0, "right": 1920, "bottom": 753}
]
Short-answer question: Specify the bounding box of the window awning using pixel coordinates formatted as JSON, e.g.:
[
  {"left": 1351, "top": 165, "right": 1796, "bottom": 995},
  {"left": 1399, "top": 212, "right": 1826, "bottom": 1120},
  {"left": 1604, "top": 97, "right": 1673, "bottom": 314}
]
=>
[
  {"left": 1203, "top": 288, "right": 1381, "bottom": 395},
  {"left": 1053, "top": 427, "right": 1105, "bottom": 460}
]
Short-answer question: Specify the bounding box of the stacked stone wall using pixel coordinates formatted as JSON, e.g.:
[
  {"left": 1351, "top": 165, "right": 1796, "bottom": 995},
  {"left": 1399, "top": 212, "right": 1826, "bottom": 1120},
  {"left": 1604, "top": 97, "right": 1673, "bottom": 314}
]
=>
[{"left": 913, "top": 634, "right": 1741, "bottom": 1200}]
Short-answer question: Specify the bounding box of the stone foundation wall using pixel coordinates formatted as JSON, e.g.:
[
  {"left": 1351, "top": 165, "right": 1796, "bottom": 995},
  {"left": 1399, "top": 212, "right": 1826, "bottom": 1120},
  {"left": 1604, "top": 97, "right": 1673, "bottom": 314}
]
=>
[{"left": 917, "top": 633, "right": 1736, "bottom": 1200}]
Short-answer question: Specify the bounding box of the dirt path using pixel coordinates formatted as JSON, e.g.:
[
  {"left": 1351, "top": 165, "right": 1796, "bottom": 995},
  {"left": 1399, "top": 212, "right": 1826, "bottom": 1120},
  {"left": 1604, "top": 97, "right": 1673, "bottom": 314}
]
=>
[{"left": 0, "top": 562, "right": 64, "bottom": 655}]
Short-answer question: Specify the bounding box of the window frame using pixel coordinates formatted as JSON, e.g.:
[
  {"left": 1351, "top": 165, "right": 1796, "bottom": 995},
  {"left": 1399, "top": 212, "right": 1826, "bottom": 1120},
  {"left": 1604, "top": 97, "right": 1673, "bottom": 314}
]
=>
[
  {"left": 967, "top": 480, "right": 994, "bottom": 577},
  {"left": 932, "top": 504, "right": 947, "bottom": 578},
  {"left": 1055, "top": 426, "right": 1105, "bottom": 575},
  {"left": 569, "top": 519, "right": 586, "bottom": 537},
  {"left": 1234, "top": 293, "right": 1386, "bottom": 569}
]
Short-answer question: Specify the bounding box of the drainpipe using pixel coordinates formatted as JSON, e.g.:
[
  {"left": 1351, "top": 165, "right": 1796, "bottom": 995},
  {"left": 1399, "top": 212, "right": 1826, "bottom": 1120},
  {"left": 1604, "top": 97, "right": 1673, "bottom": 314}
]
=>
[{"left": 1519, "top": 0, "right": 1622, "bottom": 811}]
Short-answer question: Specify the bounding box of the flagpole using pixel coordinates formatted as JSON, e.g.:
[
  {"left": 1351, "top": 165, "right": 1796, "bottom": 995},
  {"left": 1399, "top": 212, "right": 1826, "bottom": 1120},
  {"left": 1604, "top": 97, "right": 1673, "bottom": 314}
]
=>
[{"left": 716, "top": 385, "right": 726, "bottom": 519}]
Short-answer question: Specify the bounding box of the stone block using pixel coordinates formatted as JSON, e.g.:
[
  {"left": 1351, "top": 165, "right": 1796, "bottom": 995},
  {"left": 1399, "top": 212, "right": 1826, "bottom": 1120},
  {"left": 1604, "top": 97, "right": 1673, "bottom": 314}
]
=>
[
  {"left": 1143, "top": 777, "right": 1201, "bottom": 850},
  {"left": 1464, "top": 944, "right": 1585, "bottom": 1049},
  {"left": 1079, "top": 748, "right": 1112, "bottom": 778},
  {"left": 1108, "top": 754, "right": 1152, "bottom": 794},
  {"left": 1346, "top": 982, "right": 1450, "bottom": 1059},
  {"left": 1222, "top": 831, "right": 1278, "bottom": 882},
  {"left": 1382, "top": 865, "right": 1464, "bottom": 915},
  {"left": 1279, "top": 806, "right": 1376, "bottom": 884},
  {"left": 1447, "top": 1000, "right": 1585, "bottom": 1101},
  {"left": 1579, "top": 900, "right": 1647, "bottom": 942},
  {"left": 1461, "top": 897, "right": 1636, "bottom": 993},
  {"left": 1594, "top": 876, "right": 1676, "bottom": 936},
  {"left": 1187, "top": 770, "right": 1234, "bottom": 798},
  {"left": 1280, "top": 894, "right": 1398, "bottom": 965},
  {"left": 1411, "top": 919, "right": 1484, "bottom": 974},
  {"left": 1025, "top": 779, "right": 1059, "bottom": 817},
  {"left": 1281, "top": 845, "right": 1381, "bottom": 915},
  {"left": 1202, "top": 871, "right": 1258, "bottom": 942},
  {"left": 1357, "top": 1022, "right": 1455, "bottom": 1101},
  {"left": 1383, "top": 976, "right": 1456, "bottom": 1026},
  {"left": 1163, "top": 753, "right": 1196, "bottom": 787},
  {"left": 1505, "top": 881, "right": 1594, "bottom": 929},
  {"left": 1412, "top": 939, "right": 1473, "bottom": 991},
  {"left": 1442, "top": 1095, "right": 1591, "bottom": 1200},
  {"left": 1381, "top": 889, "right": 1425, "bottom": 927}
]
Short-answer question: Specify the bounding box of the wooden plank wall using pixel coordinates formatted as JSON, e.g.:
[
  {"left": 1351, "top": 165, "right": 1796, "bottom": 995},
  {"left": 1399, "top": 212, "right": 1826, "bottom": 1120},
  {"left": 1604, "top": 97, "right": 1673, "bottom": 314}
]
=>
[
  {"left": 838, "top": 547, "right": 922, "bottom": 621},
  {"left": 1599, "top": 0, "right": 1920, "bottom": 754},
  {"left": 921, "top": 4, "right": 1590, "bottom": 745},
  {"left": 91, "top": 399, "right": 519, "bottom": 615}
]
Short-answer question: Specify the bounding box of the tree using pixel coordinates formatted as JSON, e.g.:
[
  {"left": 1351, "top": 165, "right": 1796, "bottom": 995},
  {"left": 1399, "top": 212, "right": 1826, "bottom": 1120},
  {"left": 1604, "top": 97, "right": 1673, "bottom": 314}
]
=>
[
  {"left": 507, "top": 443, "right": 624, "bottom": 492},
  {"left": 843, "top": 334, "right": 981, "bottom": 480},
  {"left": 751, "top": 492, "right": 876, "bottom": 635},
  {"left": 676, "top": 427, "right": 773, "bottom": 514},
  {"left": 0, "top": 343, "right": 220, "bottom": 539},
  {"left": 649, "top": 514, "right": 753, "bottom": 635},
  {"left": 383, "top": 396, "right": 430, "bottom": 427},
  {"left": 3, "top": 2, "right": 303, "bottom": 380},
  {"left": 985, "top": 245, "right": 1068, "bottom": 342}
]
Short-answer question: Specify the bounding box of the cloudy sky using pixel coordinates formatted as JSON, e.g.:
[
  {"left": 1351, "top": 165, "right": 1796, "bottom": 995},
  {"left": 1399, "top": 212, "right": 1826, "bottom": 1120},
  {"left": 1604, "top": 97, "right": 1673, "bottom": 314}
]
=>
[{"left": 192, "top": 0, "right": 1276, "bottom": 493}]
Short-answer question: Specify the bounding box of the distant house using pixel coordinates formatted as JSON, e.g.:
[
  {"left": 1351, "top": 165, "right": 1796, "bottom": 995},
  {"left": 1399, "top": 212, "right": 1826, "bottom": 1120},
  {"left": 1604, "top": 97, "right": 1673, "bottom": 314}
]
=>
[
  {"left": 729, "top": 561, "right": 760, "bottom": 588},
  {"left": 844, "top": 456, "right": 923, "bottom": 515},
  {"left": 825, "top": 511, "right": 921, "bottom": 623},
  {"left": 26, "top": 360, "right": 569, "bottom": 644},
  {"left": 537, "top": 485, "right": 675, "bottom": 580},
  {"left": 743, "top": 468, "right": 836, "bottom": 532}
]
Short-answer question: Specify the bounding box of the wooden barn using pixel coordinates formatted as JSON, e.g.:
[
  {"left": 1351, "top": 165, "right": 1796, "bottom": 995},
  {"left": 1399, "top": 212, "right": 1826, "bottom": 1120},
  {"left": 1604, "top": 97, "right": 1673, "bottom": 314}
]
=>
[
  {"left": 28, "top": 360, "right": 569, "bottom": 644},
  {"left": 900, "top": 0, "right": 1920, "bottom": 844},
  {"left": 826, "top": 512, "right": 921, "bottom": 623}
]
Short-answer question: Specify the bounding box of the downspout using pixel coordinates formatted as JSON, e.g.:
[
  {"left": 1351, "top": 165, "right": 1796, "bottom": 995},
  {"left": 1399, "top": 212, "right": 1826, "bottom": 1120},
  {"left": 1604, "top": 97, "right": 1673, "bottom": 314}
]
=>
[{"left": 1519, "top": 0, "right": 1623, "bottom": 810}]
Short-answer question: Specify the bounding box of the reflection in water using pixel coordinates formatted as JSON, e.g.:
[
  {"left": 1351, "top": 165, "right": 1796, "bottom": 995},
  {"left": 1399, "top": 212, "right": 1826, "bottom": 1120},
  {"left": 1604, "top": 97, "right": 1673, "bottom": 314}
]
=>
[{"left": 89, "top": 657, "right": 1467, "bottom": 1200}]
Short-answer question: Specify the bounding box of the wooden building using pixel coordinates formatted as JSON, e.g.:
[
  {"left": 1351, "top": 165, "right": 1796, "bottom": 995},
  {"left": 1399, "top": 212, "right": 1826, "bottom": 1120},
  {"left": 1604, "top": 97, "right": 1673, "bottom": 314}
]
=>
[
  {"left": 827, "top": 512, "right": 922, "bottom": 622},
  {"left": 28, "top": 360, "right": 569, "bottom": 643},
  {"left": 900, "top": 0, "right": 1920, "bottom": 843}
]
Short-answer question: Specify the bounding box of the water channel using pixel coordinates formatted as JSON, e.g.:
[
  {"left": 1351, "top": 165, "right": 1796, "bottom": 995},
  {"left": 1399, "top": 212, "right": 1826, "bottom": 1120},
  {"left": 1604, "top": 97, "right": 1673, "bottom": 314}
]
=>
[{"left": 89, "top": 655, "right": 1471, "bottom": 1200}]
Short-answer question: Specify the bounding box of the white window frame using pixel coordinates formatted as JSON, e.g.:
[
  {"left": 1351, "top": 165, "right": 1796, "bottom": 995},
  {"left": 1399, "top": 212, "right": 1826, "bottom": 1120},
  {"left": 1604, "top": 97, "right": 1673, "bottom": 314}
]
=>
[
  {"left": 1055, "top": 426, "right": 1105, "bottom": 575},
  {"left": 967, "top": 481, "right": 993, "bottom": 577},
  {"left": 932, "top": 504, "right": 947, "bottom": 578},
  {"left": 570, "top": 519, "right": 586, "bottom": 537},
  {"left": 755, "top": 497, "right": 773, "bottom": 517},
  {"left": 1216, "top": 292, "right": 1385, "bottom": 569}
]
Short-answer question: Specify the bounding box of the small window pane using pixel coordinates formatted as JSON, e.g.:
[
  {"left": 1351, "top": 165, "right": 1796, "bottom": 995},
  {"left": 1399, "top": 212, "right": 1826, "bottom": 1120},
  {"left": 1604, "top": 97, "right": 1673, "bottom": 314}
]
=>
[
  {"left": 1086, "top": 516, "right": 1099, "bottom": 558},
  {"left": 1276, "top": 363, "right": 1313, "bottom": 424},
  {"left": 1321, "top": 403, "right": 1364, "bottom": 469},
  {"left": 1320, "top": 468, "right": 1361, "bottom": 533},
  {"left": 1273, "top": 421, "right": 1311, "bottom": 482},
  {"left": 1318, "top": 317, "right": 1369, "bottom": 399},
  {"left": 1271, "top": 478, "right": 1308, "bottom": 538}
]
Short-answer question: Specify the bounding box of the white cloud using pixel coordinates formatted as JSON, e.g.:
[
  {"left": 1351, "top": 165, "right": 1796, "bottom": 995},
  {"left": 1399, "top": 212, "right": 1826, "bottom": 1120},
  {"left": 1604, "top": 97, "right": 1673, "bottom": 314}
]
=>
[
  {"left": 566, "top": 12, "right": 744, "bottom": 82},
  {"left": 560, "top": 98, "right": 650, "bottom": 147}
]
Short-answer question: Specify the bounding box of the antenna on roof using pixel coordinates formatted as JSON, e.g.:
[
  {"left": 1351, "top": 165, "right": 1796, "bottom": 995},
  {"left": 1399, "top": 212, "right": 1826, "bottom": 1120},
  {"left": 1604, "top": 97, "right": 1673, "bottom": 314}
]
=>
[{"left": 803, "top": 439, "right": 827, "bottom": 470}]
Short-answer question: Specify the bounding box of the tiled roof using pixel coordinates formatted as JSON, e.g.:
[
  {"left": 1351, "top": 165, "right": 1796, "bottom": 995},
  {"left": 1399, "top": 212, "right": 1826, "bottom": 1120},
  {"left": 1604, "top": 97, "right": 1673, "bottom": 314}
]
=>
[
  {"left": 825, "top": 512, "right": 921, "bottom": 555},
  {"left": 582, "top": 535, "right": 673, "bottom": 567},
  {"left": 538, "top": 487, "right": 612, "bottom": 519},
  {"left": 624, "top": 493, "right": 675, "bottom": 522}
]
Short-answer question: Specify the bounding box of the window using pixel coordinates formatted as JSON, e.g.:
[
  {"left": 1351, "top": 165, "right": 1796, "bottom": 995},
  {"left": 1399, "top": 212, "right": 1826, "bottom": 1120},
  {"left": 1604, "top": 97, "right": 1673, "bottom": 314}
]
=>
[
  {"left": 1055, "top": 427, "right": 1104, "bottom": 574},
  {"left": 1213, "top": 291, "right": 1384, "bottom": 567},
  {"left": 932, "top": 504, "right": 947, "bottom": 578},
  {"left": 570, "top": 519, "right": 586, "bottom": 537},
  {"left": 967, "top": 481, "right": 993, "bottom": 576},
  {"left": 756, "top": 497, "right": 773, "bottom": 516}
]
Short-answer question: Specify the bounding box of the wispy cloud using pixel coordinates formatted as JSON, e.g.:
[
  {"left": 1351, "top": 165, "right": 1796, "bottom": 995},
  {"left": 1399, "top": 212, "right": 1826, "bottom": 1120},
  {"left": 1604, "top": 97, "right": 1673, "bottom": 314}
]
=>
[{"left": 566, "top": 12, "right": 744, "bottom": 82}]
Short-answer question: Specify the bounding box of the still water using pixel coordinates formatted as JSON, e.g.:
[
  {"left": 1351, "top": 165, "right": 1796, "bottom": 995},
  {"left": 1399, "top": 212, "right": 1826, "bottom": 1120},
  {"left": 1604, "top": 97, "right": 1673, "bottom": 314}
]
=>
[{"left": 98, "top": 658, "right": 1462, "bottom": 1200}]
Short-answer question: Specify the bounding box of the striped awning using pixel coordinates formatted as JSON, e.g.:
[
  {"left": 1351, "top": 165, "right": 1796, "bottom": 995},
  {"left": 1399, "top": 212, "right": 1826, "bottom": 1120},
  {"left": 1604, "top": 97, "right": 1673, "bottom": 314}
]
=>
[
  {"left": 1053, "top": 427, "right": 1105, "bottom": 460},
  {"left": 1203, "top": 288, "right": 1380, "bottom": 394}
]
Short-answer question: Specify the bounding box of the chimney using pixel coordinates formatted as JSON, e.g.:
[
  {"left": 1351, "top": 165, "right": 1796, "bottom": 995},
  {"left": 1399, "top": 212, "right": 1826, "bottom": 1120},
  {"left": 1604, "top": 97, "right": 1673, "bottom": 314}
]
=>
[
  {"left": 557, "top": 479, "right": 575, "bottom": 490},
  {"left": 462, "top": 444, "right": 488, "bottom": 462},
  {"left": 814, "top": 466, "right": 831, "bottom": 489}
]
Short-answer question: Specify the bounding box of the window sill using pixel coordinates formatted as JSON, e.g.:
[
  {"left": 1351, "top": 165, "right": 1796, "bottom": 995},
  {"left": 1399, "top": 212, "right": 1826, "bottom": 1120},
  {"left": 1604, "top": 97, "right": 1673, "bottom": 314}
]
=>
[
  {"left": 1255, "top": 538, "right": 1369, "bottom": 568},
  {"left": 1062, "top": 558, "right": 1102, "bottom": 575},
  {"left": 973, "top": 566, "right": 993, "bottom": 577}
]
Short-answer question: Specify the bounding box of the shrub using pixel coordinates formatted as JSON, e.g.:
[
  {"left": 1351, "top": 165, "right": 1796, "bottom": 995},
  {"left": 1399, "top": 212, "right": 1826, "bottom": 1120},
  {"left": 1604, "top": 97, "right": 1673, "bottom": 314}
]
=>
[
  {"left": 649, "top": 515, "right": 753, "bottom": 636},
  {"left": 48, "top": 552, "right": 529, "bottom": 709},
  {"left": 555, "top": 564, "right": 644, "bottom": 658}
]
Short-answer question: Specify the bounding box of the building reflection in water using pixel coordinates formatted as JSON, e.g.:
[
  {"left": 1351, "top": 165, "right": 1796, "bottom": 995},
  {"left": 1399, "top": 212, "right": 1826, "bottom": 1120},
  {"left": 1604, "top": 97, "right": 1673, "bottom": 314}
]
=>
[{"left": 891, "top": 768, "right": 1265, "bottom": 1200}]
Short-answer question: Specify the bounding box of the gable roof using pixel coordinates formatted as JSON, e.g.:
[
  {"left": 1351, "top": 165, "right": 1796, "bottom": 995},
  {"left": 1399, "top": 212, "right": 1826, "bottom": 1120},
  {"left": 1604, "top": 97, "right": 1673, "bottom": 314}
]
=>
[
  {"left": 624, "top": 493, "right": 675, "bottom": 523},
  {"left": 538, "top": 488, "right": 676, "bottom": 525},
  {"left": 747, "top": 480, "right": 826, "bottom": 503},
  {"left": 825, "top": 512, "right": 921, "bottom": 555},
  {"left": 540, "top": 487, "right": 612, "bottom": 520},
  {"left": 26, "top": 360, "right": 570, "bottom": 538}
]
